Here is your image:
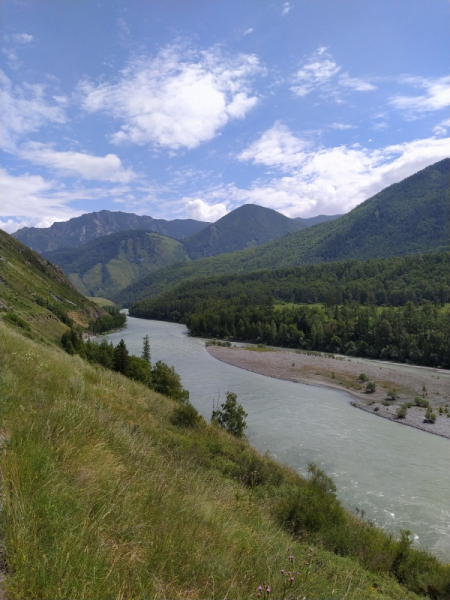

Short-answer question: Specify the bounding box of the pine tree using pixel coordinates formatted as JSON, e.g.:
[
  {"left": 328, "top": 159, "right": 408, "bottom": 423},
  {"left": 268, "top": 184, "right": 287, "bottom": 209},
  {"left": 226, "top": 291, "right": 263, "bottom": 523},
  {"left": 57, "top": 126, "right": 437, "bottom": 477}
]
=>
[
  {"left": 142, "top": 335, "right": 151, "bottom": 363},
  {"left": 113, "top": 339, "right": 129, "bottom": 374}
]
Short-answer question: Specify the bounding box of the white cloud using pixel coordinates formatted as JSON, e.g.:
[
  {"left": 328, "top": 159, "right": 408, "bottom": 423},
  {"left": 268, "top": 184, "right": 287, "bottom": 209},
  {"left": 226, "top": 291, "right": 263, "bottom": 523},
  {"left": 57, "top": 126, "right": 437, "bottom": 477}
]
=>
[
  {"left": 80, "top": 45, "right": 262, "bottom": 150},
  {"left": 235, "top": 124, "right": 450, "bottom": 217},
  {"left": 291, "top": 48, "right": 340, "bottom": 97},
  {"left": 330, "top": 123, "right": 356, "bottom": 130},
  {"left": 11, "top": 33, "right": 34, "bottom": 44},
  {"left": 185, "top": 198, "right": 228, "bottom": 222},
  {"left": 19, "top": 143, "right": 137, "bottom": 183},
  {"left": 291, "top": 48, "right": 376, "bottom": 99},
  {"left": 390, "top": 75, "right": 450, "bottom": 117},
  {"left": 281, "top": 3, "right": 291, "bottom": 16},
  {"left": 1, "top": 71, "right": 66, "bottom": 152},
  {"left": 339, "top": 73, "right": 376, "bottom": 91},
  {"left": 433, "top": 118, "right": 450, "bottom": 136},
  {"left": 238, "top": 121, "right": 310, "bottom": 170},
  {"left": 244, "top": 28, "right": 254, "bottom": 35},
  {"left": 0, "top": 168, "right": 134, "bottom": 232}
]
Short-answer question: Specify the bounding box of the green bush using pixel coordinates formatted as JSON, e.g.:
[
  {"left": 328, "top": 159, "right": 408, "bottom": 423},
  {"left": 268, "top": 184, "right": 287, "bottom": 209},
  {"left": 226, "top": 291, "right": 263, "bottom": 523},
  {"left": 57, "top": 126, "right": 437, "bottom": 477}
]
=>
[
  {"left": 212, "top": 391, "right": 247, "bottom": 438},
  {"left": 170, "top": 403, "right": 201, "bottom": 428},
  {"left": 3, "top": 312, "right": 31, "bottom": 330},
  {"left": 424, "top": 408, "right": 436, "bottom": 423},
  {"left": 395, "top": 404, "right": 408, "bottom": 419},
  {"left": 414, "top": 397, "right": 430, "bottom": 408},
  {"left": 358, "top": 372, "right": 368, "bottom": 382},
  {"left": 386, "top": 389, "right": 398, "bottom": 401},
  {"left": 365, "top": 381, "right": 376, "bottom": 393}
]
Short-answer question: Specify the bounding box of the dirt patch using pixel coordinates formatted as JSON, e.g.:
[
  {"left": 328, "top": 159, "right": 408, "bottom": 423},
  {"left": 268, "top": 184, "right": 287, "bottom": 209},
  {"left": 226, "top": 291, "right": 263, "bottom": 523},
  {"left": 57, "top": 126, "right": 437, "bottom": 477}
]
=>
[{"left": 207, "top": 346, "right": 450, "bottom": 440}]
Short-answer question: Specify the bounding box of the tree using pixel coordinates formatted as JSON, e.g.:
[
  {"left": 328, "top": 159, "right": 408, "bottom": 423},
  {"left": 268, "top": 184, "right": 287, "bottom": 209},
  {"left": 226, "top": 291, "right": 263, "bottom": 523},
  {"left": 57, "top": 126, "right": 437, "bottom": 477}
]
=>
[
  {"left": 365, "top": 381, "right": 376, "bottom": 393},
  {"left": 126, "top": 355, "right": 152, "bottom": 386},
  {"left": 211, "top": 391, "right": 247, "bottom": 438},
  {"left": 142, "top": 335, "right": 151, "bottom": 363},
  {"left": 386, "top": 389, "right": 398, "bottom": 401},
  {"left": 113, "top": 339, "right": 130, "bottom": 374},
  {"left": 151, "top": 361, "right": 189, "bottom": 402}
]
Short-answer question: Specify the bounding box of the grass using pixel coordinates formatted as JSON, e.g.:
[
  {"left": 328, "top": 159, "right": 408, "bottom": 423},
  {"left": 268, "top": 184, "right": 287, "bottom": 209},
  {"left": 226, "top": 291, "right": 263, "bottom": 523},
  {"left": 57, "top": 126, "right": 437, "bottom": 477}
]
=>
[
  {"left": 87, "top": 297, "right": 116, "bottom": 307},
  {"left": 1, "top": 325, "right": 449, "bottom": 599}
]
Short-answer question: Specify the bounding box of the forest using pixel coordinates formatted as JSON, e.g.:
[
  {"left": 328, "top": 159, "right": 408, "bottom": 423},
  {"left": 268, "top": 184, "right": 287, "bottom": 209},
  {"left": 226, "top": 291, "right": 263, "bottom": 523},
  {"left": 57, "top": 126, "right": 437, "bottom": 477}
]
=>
[{"left": 130, "top": 252, "right": 450, "bottom": 368}]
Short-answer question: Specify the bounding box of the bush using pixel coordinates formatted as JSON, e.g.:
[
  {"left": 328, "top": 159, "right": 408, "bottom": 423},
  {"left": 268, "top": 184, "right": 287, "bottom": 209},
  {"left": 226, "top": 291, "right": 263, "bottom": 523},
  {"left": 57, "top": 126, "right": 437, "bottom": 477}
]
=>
[
  {"left": 212, "top": 391, "right": 247, "bottom": 438},
  {"left": 358, "top": 372, "right": 368, "bottom": 382},
  {"left": 151, "top": 360, "right": 189, "bottom": 402},
  {"left": 170, "top": 403, "right": 201, "bottom": 428},
  {"left": 414, "top": 397, "right": 430, "bottom": 408},
  {"left": 395, "top": 404, "right": 408, "bottom": 419},
  {"left": 424, "top": 408, "right": 436, "bottom": 423},
  {"left": 365, "top": 381, "right": 376, "bottom": 393},
  {"left": 386, "top": 389, "right": 398, "bottom": 401},
  {"left": 3, "top": 312, "right": 31, "bottom": 330}
]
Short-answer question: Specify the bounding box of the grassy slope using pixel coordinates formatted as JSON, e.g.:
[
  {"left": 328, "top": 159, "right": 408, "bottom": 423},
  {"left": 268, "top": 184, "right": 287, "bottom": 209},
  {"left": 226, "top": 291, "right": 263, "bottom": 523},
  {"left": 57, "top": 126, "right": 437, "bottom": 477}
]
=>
[
  {"left": 3, "top": 324, "right": 445, "bottom": 600},
  {"left": 0, "top": 230, "right": 105, "bottom": 345},
  {"left": 115, "top": 158, "right": 450, "bottom": 305},
  {"left": 45, "top": 231, "right": 190, "bottom": 298},
  {"left": 183, "top": 204, "right": 305, "bottom": 259}
]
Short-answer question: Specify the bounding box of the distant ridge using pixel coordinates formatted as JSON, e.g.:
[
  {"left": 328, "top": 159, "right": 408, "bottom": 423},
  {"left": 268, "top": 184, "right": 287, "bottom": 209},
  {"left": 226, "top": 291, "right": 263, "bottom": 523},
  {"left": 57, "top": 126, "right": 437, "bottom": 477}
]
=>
[
  {"left": 13, "top": 210, "right": 210, "bottom": 254},
  {"left": 114, "top": 158, "right": 450, "bottom": 305},
  {"left": 183, "top": 204, "right": 306, "bottom": 259}
]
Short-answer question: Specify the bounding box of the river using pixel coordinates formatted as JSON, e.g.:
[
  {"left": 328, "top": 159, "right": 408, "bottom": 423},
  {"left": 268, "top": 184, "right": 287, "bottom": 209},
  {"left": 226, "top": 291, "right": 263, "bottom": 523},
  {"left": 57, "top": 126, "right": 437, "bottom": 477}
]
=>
[{"left": 102, "top": 317, "right": 450, "bottom": 561}]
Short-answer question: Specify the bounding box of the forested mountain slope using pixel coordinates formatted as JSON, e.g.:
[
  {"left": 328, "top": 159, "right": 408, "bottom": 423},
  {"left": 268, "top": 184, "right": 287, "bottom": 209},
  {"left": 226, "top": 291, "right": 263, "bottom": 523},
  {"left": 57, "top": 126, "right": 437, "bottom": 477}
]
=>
[
  {"left": 115, "top": 159, "right": 450, "bottom": 305},
  {"left": 13, "top": 210, "right": 209, "bottom": 253},
  {"left": 45, "top": 230, "right": 190, "bottom": 298},
  {"left": 183, "top": 204, "right": 306, "bottom": 259},
  {"left": 0, "top": 229, "right": 105, "bottom": 344}
]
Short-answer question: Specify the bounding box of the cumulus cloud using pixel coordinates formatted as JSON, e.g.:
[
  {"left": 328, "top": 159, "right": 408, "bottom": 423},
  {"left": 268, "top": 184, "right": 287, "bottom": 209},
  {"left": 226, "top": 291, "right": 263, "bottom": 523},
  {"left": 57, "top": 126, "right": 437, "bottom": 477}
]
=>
[
  {"left": 19, "top": 143, "right": 137, "bottom": 183},
  {"left": 235, "top": 124, "right": 450, "bottom": 216},
  {"left": 79, "top": 45, "right": 262, "bottom": 150},
  {"left": 185, "top": 198, "right": 228, "bottom": 222},
  {"left": 281, "top": 3, "right": 291, "bottom": 16},
  {"left": 238, "top": 121, "right": 311, "bottom": 170},
  {"left": 433, "top": 118, "right": 450, "bottom": 136},
  {"left": 1, "top": 71, "right": 66, "bottom": 152},
  {"left": 390, "top": 75, "right": 450, "bottom": 118}
]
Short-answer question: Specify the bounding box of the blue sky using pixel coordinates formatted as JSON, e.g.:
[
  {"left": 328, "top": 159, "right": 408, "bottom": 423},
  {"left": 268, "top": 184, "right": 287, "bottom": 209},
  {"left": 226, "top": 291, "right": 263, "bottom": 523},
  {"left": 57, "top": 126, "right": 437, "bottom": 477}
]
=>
[{"left": 1, "top": 0, "right": 449, "bottom": 232}]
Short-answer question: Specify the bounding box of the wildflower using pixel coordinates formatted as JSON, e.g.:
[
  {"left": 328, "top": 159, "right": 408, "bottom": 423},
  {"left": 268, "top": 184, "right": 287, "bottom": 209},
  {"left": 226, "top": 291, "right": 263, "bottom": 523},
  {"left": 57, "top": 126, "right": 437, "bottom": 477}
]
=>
[
  {"left": 289, "top": 555, "right": 294, "bottom": 562},
  {"left": 281, "top": 569, "right": 284, "bottom": 574},
  {"left": 267, "top": 588, "right": 271, "bottom": 594},
  {"left": 258, "top": 586, "right": 262, "bottom": 591},
  {"left": 296, "top": 572, "right": 299, "bottom": 575},
  {"left": 290, "top": 577, "right": 294, "bottom": 582}
]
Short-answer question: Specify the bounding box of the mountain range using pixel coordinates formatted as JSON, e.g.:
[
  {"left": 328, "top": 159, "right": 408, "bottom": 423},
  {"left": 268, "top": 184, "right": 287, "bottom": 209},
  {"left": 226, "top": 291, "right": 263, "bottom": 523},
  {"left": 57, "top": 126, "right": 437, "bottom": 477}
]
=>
[
  {"left": 16, "top": 206, "right": 340, "bottom": 298},
  {"left": 115, "top": 158, "right": 450, "bottom": 305}
]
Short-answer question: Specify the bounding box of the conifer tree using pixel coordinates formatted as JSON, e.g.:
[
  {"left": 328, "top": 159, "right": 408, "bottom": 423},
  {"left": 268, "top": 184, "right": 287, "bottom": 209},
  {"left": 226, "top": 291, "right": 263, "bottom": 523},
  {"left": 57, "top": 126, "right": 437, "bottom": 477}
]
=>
[
  {"left": 142, "top": 335, "right": 151, "bottom": 363},
  {"left": 113, "top": 339, "right": 129, "bottom": 374}
]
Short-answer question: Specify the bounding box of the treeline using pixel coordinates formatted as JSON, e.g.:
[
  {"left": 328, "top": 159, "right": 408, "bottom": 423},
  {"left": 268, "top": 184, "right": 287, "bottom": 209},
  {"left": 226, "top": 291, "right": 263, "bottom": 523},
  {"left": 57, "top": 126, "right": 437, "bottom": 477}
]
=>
[
  {"left": 60, "top": 329, "right": 189, "bottom": 402},
  {"left": 89, "top": 305, "right": 127, "bottom": 334},
  {"left": 130, "top": 254, "right": 450, "bottom": 368},
  {"left": 131, "top": 252, "right": 450, "bottom": 310}
]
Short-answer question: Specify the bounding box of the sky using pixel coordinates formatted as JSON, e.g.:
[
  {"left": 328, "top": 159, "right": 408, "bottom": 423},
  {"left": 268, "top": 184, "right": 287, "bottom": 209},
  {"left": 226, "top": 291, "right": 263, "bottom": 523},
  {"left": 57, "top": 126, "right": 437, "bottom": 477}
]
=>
[{"left": 1, "top": 0, "right": 450, "bottom": 233}]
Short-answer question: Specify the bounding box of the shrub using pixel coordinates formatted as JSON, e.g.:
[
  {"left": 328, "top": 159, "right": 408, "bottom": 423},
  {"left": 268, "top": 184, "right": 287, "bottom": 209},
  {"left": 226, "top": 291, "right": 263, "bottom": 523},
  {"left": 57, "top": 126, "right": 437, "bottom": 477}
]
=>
[
  {"left": 386, "top": 389, "right": 398, "bottom": 401},
  {"left": 358, "top": 372, "right": 368, "bottom": 382},
  {"left": 151, "top": 360, "right": 189, "bottom": 402},
  {"left": 365, "top": 381, "right": 376, "bottom": 393},
  {"left": 211, "top": 391, "right": 247, "bottom": 438},
  {"left": 424, "top": 408, "right": 436, "bottom": 423},
  {"left": 3, "top": 312, "right": 31, "bottom": 330},
  {"left": 414, "top": 397, "right": 430, "bottom": 408},
  {"left": 171, "top": 403, "right": 201, "bottom": 428},
  {"left": 395, "top": 404, "right": 408, "bottom": 419},
  {"left": 374, "top": 406, "right": 379, "bottom": 412}
]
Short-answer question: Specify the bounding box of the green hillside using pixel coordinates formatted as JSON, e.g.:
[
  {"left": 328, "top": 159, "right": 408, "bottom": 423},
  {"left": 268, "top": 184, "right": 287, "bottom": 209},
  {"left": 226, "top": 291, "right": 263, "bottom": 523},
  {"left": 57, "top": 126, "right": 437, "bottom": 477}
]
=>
[
  {"left": 13, "top": 210, "right": 209, "bottom": 254},
  {"left": 0, "top": 229, "right": 105, "bottom": 344},
  {"left": 2, "top": 323, "right": 449, "bottom": 598},
  {"left": 45, "top": 230, "right": 190, "bottom": 298},
  {"left": 115, "top": 159, "right": 450, "bottom": 305},
  {"left": 183, "top": 204, "right": 305, "bottom": 259}
]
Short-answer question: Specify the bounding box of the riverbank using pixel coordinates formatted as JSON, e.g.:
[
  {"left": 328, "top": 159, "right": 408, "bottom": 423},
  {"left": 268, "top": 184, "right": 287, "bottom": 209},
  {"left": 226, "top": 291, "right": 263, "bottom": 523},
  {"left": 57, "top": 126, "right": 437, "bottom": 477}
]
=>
[{"left": 207, "top": 346, "right": 450, "bottom": 440}]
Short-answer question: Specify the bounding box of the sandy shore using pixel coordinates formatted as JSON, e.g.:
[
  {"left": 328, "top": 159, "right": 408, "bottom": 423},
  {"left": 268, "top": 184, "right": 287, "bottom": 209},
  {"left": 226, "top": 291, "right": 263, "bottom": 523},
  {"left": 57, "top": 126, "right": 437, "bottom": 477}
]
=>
[{"left": 207, "top": 346, "right": 450, "bottom": 440}]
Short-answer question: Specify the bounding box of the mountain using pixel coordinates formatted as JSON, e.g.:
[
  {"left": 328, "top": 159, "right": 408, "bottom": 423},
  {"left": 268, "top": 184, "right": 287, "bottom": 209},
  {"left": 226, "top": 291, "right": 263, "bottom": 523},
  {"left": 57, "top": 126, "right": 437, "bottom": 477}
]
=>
[
  {"left": 294, "top": 214, "right": 342, "bottom": 227},
  {"left": 115, "top": 158, "right": 450, "bottom": 305},
  {"left": 45, "top": 230, "right": 190, "bottom": 298},
  {"left": 0, "top": 229, "right": 105, "bottom": 344},
  {"left": 13, "top": 210, "right": 209, "bottom": 254},
  {"left": 183, "top": 204, "right": 306, "bottom": 259}
]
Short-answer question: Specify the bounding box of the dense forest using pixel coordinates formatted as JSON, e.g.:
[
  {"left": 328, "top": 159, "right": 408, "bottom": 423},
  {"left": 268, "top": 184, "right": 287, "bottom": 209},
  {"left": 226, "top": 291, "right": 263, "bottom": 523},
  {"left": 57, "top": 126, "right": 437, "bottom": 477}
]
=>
[{"left": 130, "top": 253, "right": 450, "bottom": 368}]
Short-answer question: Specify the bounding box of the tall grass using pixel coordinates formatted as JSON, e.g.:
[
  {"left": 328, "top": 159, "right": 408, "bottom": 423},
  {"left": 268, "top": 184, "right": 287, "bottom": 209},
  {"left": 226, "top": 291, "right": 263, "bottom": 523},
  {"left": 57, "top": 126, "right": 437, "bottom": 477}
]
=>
[{"left": 1, "top": 325, "right": 449, "bottom": 599}]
